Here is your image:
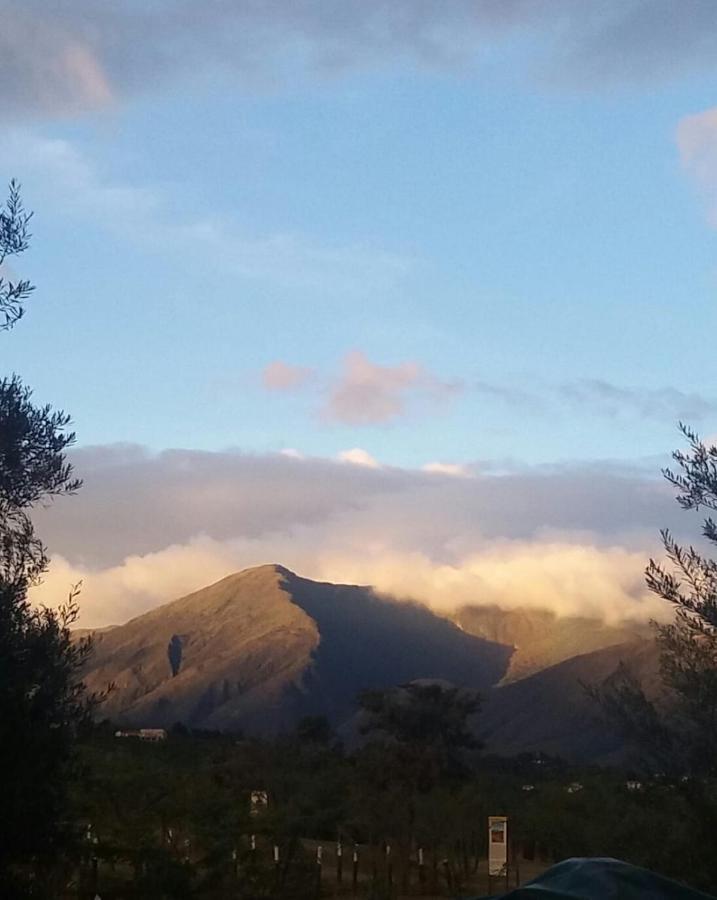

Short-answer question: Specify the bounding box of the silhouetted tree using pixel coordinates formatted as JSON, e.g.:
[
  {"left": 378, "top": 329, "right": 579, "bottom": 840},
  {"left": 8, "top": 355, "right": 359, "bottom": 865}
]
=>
[
  {"left": 359, "top": 683, "right": 481, "bottom": 755},
  {"left": 0, "top": 182, "right": 94, "bottom": 896},
  {"left": 595, "top": 425, "right": 717, "bottom": 778},
  {"left": 0, "top": 181, "right": 34, "bottom": 331},
  {"left": 295, "top": 715, "right": 332, "bottom": 745},
  {"left": 357, "top": 682, "right": 481, "bottom": 793}
]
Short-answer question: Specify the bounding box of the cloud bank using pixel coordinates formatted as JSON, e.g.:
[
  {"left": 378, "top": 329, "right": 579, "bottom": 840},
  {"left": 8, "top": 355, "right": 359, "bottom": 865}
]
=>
[
  {"left": 3, "top": 1, "right": 717, "bottom": 119},
  {"left": 28, "top": 444, "right": 681, "bottom": 628}
]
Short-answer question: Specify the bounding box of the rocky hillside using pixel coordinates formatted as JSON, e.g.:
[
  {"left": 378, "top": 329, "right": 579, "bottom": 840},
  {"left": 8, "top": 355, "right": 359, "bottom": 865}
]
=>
[{"left": 84, "top": 564, "right": 511, "bottom": 733}]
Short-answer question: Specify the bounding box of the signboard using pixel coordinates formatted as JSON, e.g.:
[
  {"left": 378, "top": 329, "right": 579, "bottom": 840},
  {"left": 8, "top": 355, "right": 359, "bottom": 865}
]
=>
[
  {"left": 250, "top": 790, "right": 268, "bottom": 816},
  {"left": 488, "top": 816, "right": 508, "bottom": 877}
]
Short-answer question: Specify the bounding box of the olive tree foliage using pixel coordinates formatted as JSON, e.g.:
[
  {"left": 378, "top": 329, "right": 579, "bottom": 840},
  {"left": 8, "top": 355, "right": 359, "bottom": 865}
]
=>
[
  {"left": 0, "top": 181, "right": 34, "bottom": 331},
  {"left": 357, "top": 682, "right": 482, "bottom": 792},
  {"left": 0, "top": 182, "right": 94, "bottom": 890},
  {"left": 596, "top": 425, "right": 717, "bottom": 777}
]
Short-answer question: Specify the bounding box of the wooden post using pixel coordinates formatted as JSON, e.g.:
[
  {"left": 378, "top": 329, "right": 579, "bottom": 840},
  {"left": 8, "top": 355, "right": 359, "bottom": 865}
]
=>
[
  {"left": 336, "top": 840, "right": 343, "bottom": 885},
  {"left": 418, "top": 846, "right": 425, "bottom": 893},
  {"left": 90, "top": 855, "right": 98, "bottom": 897},
  {"left": 442, "top": 858, "right": 452, "bottom": 894},
  {"left": 316, "top": 844, "right": 323, "bottom": 898},
  {"left": 386, "top": 843, "right": 392, "bottom": 891},
  {"left": 352, "top": 844, "right": 359, "bottom": 894}
]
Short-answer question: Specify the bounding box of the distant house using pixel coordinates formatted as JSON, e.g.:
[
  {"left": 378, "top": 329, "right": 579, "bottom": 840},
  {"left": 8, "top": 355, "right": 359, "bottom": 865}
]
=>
[{"left": 114, "top": 728, "right": 167, "bottom": 742}]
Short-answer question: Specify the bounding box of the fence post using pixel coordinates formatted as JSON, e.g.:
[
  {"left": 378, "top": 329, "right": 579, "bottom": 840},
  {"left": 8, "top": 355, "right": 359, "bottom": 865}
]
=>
[
  {"left": 316, "top": 844, "right": 323, "bottom": 898},
  {"left": 442, "top": 858, "right": 452, "bottom": 894}
]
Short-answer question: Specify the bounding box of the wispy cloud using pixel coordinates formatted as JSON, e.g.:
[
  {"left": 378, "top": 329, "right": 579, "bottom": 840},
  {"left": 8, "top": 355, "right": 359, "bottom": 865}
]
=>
[
  {"left": 558, "top": 379, "right": 716, "bottom": 422},
  {"left": 260, "top": 352, "right": 463, "bottom": 426},
  {"left": 471, "top": 373, "right": 717, "bottom": 424},
  {"left": 3, "top": 1, "right": 717, "bottom": 120},
  {"left": 262, "top": 361, "right": 314, "bottom": 391},
  {"left": 0, "top": 130, "right": 410, "bottom": 292},
  {"left": 677, "top": 106, "right": 717, "bottom": 226},
  {"left": 259, "top": 360, "right": 714, "bottom": 428}
]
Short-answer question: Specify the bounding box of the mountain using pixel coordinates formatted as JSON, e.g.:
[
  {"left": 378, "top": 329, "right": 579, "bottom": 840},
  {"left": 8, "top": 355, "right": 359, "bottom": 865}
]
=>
[
  {"left": 83, "top": 564, "right": 512, "bottom": 733},
  {"left": 479, "top": 638, "right": 660, "bottom": 762},
  {"left": 82, "top": 564, "right": 661, "bottom": 759},
  {"left": 454, "top": 605, "right": 651, "bottom": 682}
]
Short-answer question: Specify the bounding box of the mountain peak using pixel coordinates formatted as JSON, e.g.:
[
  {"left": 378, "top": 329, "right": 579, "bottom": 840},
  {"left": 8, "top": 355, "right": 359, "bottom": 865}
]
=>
[{"left": 83, "top": 566, "right": 510, "bottom": 734}]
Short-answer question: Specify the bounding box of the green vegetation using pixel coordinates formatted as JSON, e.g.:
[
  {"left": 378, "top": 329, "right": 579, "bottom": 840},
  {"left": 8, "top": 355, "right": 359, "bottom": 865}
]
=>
[
  {"left": 64, "top": 718, "right": 717, "bottom": 898},
  {"left": 0, "top": 184, "right": 96, "bottom": 898}
]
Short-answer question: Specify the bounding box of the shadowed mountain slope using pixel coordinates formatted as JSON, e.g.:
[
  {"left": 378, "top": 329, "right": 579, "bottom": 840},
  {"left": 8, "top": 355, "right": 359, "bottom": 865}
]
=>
[
  {"left": 84, "top": 564, "right": 512, "bottom": 733},
  {"left": 480, "top": 638, "right": 661, "bottom": 762}
]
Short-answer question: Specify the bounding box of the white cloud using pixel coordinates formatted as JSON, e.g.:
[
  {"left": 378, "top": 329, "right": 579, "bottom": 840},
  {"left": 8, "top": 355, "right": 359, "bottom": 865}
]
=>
[
  {"left": 422, "top": 462, "right": 471, "bottom": 478},
  {"left": 337, "top": 448, "right": 381, "bottom": 468}
]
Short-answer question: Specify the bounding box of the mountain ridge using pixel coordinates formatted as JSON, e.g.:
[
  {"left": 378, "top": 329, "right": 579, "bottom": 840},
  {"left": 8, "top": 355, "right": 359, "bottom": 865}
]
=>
[
  {"left": 82, "top": 563, "right": 657, "bottom": 760},
  {"left": 84, "top": 564, "right": 511, "bottom": 733}
]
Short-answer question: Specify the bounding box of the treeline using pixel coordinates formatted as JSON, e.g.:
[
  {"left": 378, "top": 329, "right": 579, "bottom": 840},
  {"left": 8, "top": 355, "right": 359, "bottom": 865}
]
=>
[{"left": 66, "top": 719, "right": 716, "bottom": 898}]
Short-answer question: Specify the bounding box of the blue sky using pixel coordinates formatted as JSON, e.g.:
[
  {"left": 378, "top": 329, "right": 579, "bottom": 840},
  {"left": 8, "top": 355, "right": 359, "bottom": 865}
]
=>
[
  {"left": 4, "top": 1, "right": 717, "bottom": 623},
  {"left": 3, "top": 2, "right": 717, "bottom": 469}
]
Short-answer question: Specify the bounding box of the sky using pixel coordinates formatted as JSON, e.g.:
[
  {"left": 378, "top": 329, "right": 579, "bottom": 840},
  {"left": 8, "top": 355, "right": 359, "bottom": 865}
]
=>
[{"left": 3, "top": 1, "right": 717, "bottom": 625}]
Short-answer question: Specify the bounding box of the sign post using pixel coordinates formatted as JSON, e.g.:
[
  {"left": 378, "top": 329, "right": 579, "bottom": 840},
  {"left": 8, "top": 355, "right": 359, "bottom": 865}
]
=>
[{"left": 488, "top": 816, "right": 508, "bottom": 893}]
